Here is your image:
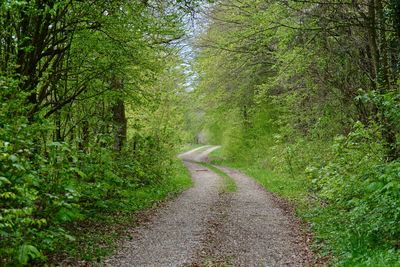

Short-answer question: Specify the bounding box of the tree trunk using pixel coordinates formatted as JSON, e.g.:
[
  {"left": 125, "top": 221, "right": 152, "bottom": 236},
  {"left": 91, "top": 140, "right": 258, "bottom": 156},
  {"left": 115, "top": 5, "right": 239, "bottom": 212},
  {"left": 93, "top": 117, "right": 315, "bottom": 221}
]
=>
[
  {"left": 112, "top": 99, "right": 127, "bottom": 152},
  {"left": 111, "top": 77, "right": 127, "bottom": 152},
  {"left": 367, "top": 0, "right": 379, "bottom": 87}
]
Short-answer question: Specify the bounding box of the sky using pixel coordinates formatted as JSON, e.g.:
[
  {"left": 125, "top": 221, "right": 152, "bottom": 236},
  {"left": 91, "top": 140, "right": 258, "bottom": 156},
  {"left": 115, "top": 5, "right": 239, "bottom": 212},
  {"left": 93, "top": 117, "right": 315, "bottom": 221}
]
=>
[{"left": 175, "top": 5, "right": 211, "bottom": 91}]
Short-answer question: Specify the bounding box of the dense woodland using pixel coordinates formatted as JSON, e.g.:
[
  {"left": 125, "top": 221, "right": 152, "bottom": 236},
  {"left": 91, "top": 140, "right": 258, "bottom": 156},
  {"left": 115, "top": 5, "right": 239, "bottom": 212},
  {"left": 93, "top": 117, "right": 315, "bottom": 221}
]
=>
[
  {"left": 191, "top": 0, "right": 400, "bottom": 265},
  {"left": 1, "top": 0, "right": 400, "bottom": 266},
  {"left": 0, "top": 0, "right": 201, "bottom": 265}
]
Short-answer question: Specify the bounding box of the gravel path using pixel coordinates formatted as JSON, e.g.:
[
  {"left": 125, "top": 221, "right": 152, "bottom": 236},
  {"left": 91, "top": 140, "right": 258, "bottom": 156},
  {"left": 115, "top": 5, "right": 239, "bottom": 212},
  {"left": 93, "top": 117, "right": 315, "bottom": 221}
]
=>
[
  {"left": 199, "top": 166, "right": 312, "bottom": 266},
  {"left": 178, "top": 145, "right": 221, "bottom": 162},
  {"left": 105, "top": 146, "right": 312, "bottom": 267},
  {"left": 178, "top": 145, "right": 210, "bottom": 160},
  {"left": 104, "top": 160, "right": 222, "bottom": 267}
]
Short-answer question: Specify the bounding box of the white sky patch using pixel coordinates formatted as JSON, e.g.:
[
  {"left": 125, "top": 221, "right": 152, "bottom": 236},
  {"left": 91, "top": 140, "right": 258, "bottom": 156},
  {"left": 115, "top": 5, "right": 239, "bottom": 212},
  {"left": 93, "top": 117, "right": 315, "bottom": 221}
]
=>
[{"left": 174, "top": 5, "right": 211, "bottom": 92}]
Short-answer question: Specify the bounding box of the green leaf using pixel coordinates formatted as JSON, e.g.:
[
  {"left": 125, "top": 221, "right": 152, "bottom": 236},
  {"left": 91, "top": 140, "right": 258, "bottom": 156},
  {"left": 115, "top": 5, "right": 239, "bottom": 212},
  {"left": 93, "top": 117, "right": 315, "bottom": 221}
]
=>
[
  {"left": 17, "top": 244, "right": 42, "bottom": 265},
  {"left": 9, "top": 154, "right": 17, "bottom": 162},
  {"left": 367, "top": 182, "right": 384, "bottom": 192},
  {"left": 0, "top": 176, "right": 11, "bottom": 186},
  {"left": 64, "top": 233, "right": 76, "bottom": 241}
]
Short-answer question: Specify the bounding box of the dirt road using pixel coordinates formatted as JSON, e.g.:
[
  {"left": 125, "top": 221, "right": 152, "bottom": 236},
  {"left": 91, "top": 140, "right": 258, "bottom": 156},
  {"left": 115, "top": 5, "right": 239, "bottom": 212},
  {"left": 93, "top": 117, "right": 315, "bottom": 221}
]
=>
[{"left": 105, "top": 146, "right": 311, "bottom": 266}]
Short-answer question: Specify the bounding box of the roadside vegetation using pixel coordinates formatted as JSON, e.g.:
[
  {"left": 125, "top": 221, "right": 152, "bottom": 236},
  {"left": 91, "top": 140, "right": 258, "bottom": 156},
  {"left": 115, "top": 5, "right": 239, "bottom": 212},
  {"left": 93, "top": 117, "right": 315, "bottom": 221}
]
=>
[
  {"left": 0, "top": 1, "right": 200, "bottom": 265},
  {"left": 51, "top": 159, "right": 193, "bottom": 264},
  {"left": 209, "top": 149, "right": 306, "bottom": 204},
  {"left": 189, "top": 1, "right": 400, "bottom": 265}
]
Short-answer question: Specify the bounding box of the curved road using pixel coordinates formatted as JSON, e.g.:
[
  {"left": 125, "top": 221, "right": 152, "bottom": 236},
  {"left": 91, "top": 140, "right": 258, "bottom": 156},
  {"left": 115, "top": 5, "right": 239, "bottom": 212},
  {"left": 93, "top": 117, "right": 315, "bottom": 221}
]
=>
[{"left": 105, "top": 146, "right": 312, "bottom": 266}]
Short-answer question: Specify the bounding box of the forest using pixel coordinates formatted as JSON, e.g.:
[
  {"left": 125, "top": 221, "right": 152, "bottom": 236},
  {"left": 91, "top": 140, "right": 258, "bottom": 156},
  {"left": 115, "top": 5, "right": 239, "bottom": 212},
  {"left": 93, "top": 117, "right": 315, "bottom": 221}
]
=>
[
  {"left": 1, "top": 0, "right": 400, "bottom": 266},
  {"left": 0, "top": 0, "right": 200, "bottom": 265},
  {"left": 191, "top": 0, "right": 400, "bottom": 265}
]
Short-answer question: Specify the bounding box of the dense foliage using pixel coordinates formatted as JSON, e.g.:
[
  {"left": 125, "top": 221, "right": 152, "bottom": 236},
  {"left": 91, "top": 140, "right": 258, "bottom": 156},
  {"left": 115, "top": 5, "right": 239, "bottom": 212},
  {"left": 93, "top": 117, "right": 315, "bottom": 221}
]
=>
[
  {"left": 191, "top": 0, "right": 400, "bottom": 265},
  {"left": 0, "top": 0, "right": 200, "bottom": 265}
]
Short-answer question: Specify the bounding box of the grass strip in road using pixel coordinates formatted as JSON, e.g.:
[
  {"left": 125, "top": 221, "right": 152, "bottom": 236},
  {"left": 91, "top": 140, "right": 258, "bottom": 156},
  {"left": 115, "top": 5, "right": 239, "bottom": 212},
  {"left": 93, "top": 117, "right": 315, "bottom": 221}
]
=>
[
  {"left": 200, "top": 162, "right": 237, "bottom": 193},
  {"left": 208, "top": 148, "right": 307, "bottom": 204}
]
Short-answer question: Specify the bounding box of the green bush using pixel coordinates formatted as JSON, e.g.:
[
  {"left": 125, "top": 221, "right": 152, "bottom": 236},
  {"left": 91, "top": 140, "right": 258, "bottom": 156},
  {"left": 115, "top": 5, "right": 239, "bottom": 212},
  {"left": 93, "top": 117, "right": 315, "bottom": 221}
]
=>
[
  {"left": 306, "top": 122, "right": 400, "bottom": 265},
  {"left": 0, "top": 78, "right": 186, "bottom": 265},
  {"left": 0, "top": 80, "right": 78, "bottom": 264}
]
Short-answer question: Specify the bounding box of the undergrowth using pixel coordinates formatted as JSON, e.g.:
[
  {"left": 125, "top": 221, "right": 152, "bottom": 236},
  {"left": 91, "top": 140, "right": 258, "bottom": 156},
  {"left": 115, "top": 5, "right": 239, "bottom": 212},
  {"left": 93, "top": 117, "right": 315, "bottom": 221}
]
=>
[{"left": 50, "top": 159, "right": 192, "bottom": 264}]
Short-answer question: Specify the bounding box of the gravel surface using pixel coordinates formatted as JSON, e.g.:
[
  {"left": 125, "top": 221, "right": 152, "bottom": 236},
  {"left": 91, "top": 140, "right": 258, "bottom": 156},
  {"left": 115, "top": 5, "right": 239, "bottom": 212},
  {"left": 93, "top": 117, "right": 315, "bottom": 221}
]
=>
[
  {"left": 178, "top": 145, "right": 210, "bottom": 160},
  {"left": 105, "top": 146, "right": 312, "bottom": 267},
  {"left": 178, "top": 145, "right": 221, "bottom": 162},
  {"left": 104, "top": 160, "right": 222, "bottom": 267},
  {"left": 198, "top": 166, "right": 312, "bottom": 266}
]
